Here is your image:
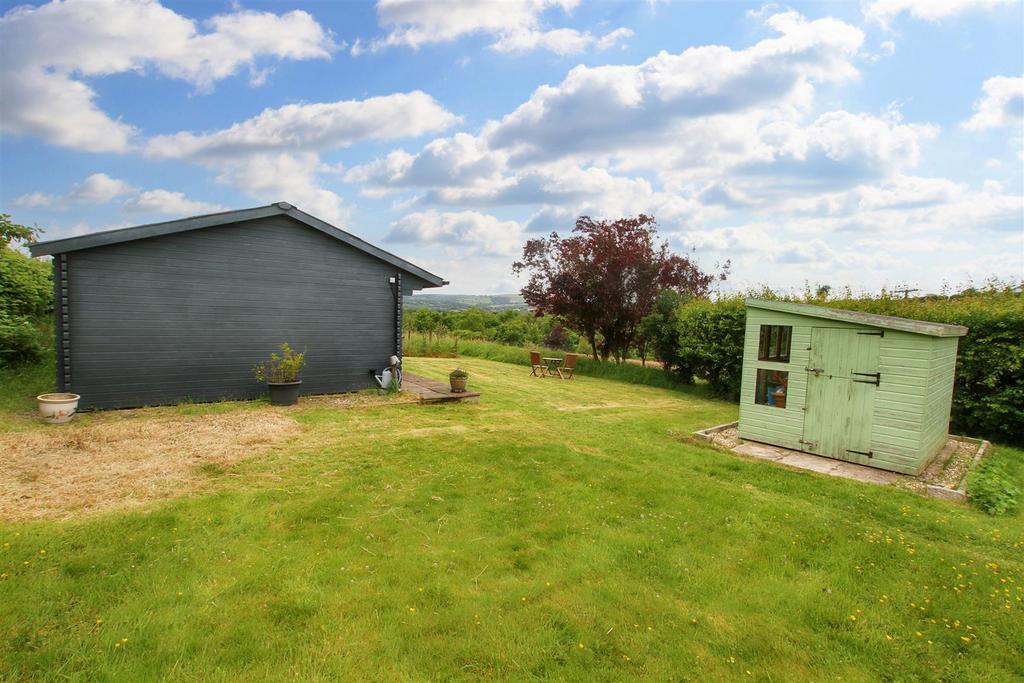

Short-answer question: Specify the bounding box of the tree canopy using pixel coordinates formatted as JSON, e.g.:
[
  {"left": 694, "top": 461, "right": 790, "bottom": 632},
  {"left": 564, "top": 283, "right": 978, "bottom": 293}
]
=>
[{"left": 513, "top": 214, "right": 726, "bottom": 362}]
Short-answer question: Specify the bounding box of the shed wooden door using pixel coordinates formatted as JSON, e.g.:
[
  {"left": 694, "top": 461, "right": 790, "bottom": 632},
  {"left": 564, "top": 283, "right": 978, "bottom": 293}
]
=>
[{"left": 802, "top": 328, "right": 881, "bottom": 464}]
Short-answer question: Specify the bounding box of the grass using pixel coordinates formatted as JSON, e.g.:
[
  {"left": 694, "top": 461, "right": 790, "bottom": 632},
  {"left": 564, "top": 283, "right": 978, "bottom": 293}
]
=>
[
  {"left": 0, "top": 355, "right": 54, "bottom": 424},
  {"left": 0, "top": 357, "right": 1022, "bottom": 680},
  {"left": 405, "top": 332, "right": 692, "bottom": 393}
]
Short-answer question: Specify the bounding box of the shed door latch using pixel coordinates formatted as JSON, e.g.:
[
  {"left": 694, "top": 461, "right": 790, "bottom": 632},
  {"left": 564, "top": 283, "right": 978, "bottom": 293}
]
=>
[
  {"left": 805, "top": 367, "right": 824, "bottom": 375},
  {"left": 847, "top": 449, "right": 873, "bottom": 458},
  {"left": 852, "top": 372, "right": 881, "bottom": 386}
]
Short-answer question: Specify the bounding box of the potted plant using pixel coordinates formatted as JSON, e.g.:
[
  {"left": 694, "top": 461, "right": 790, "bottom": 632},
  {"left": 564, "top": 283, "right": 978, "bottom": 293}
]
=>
[
  {"left": 449, "top": 368, "right": 468, "bottom": 393},
  {"left": 253, "top": 342, "right": 306, "bottom": 406},
  {"left": 36, "top": 392, "right": 81, "bottom": 424}
]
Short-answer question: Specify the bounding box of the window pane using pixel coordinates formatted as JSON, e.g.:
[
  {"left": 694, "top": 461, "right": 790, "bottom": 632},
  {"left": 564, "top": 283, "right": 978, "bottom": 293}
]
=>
[
  {"left": 755, "top": 369, "right": 789, "bottom": 408},
  {"left": 758, "top": 326, "right": 770, "bottom": 359},
  {"left": 757, "top": 325, "right": 792, "bottom": 362}
]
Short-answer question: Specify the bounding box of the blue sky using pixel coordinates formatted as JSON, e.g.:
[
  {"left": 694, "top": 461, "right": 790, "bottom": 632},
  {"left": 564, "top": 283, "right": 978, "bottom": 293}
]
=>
[{"left": 1, "top": 0, "right": 1022, "bottom": 294}]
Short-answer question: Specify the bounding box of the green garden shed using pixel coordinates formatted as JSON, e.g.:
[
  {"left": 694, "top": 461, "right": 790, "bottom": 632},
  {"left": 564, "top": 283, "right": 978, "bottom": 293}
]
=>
[{"left": 738, "top": 299, "right": 968, "bottom": 475}]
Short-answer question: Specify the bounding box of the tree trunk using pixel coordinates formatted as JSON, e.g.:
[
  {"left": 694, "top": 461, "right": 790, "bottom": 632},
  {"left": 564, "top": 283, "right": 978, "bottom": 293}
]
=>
[{"left": 589, "top": 335, "right": 599, "bottom": 363}]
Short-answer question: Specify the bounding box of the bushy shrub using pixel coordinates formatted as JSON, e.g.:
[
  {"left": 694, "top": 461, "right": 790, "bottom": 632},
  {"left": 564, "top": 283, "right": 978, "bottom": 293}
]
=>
[
  {"left": 252, "top": 343, "right": 306, "bottom": 384},
  {"left": 639, "top": 290, "right": 695, "bottom": 381},
  {"left": 968, "top": 460, "right": 1020, "bottom": 516},
  {"left": 675, "top": 297, "right": 746, "bottom": 399},
  {"left": 0, "top": 216, "right": 53, "bottom": 367},
  {"left": 0, "top": 310, "right": 50, "bottom": 366}
]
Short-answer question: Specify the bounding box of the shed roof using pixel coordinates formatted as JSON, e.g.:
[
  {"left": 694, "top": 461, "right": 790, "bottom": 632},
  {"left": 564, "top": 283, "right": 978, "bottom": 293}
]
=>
[
  {"left": 745, "top": 299, "right": 967, "bottom": 337},
  {"left": 29, "top": 202, "right": 447, "bottom": 288}
]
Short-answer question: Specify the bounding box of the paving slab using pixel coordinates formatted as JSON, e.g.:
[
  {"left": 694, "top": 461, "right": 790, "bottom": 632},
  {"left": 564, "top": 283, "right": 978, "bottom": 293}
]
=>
[
  {"left": 733, "top": 442, "right": 786, "bottom": 461},
  {"left": 777, "top": 452, "right": 841, "bottom": 475},
  {"left": 732, "top": 440, "right": 908, "bottom": 485},
  {"left": 830, "top": 461, "right": 902, "bottom": 485}
]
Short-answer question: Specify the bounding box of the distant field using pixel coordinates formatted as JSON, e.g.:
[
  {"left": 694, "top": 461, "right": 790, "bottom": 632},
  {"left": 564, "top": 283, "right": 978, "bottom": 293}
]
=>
[
  {"left": 404, "top": 293, "right": 528, "bottom": 311},
  {"left": 0, "top": 357, "right": 1021, "bottom": 680}
]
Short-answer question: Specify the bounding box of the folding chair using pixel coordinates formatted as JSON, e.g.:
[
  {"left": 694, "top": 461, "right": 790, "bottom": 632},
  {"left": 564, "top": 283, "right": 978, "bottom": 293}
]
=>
[
  {"left": 530, "top": 351, "right": 546, "bottom": 377},
  {"left": 557, "top": 353, "right": 578, "bottom": 380}
]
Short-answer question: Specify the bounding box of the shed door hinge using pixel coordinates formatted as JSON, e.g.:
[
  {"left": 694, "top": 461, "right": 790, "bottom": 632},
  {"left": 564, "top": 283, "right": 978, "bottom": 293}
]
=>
[
  {"left": 847, "top": 449, "right": 873, "bottom": 458},
  {"left": 852, "top": 372, "right": 880, "bottom": 386}
]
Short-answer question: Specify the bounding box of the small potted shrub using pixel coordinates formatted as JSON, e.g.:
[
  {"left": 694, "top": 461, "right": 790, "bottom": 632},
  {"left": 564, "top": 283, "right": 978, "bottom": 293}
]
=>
[
  {"left": 253, "top": 342, "right": 306, "bottom": 406},
  {"left": 449, "top": 368, "right": 468, "bottom": 393}
]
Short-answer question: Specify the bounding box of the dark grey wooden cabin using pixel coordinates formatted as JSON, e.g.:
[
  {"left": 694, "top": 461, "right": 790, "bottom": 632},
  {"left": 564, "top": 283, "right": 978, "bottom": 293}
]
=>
[{"left": 29, "top": 202, "right": 446, "bottom": 409}]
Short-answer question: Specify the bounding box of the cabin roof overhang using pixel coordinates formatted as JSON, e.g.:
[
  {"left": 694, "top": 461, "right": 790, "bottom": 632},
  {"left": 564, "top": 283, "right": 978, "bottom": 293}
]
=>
[
  {"left": 745, "top": 299, "right": 968, "bottom": 337},
  {"left": 28, "top": 202, "right": 448, "bottom": 288}
]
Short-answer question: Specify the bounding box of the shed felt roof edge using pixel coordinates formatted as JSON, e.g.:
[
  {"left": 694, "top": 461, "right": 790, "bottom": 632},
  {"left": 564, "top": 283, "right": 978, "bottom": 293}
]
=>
[
  {"left": 28, "top": 202, "right": 448, "bottom": 288},
  {"left": 744, "top": 299, "right": 968, "bottom": 337}
]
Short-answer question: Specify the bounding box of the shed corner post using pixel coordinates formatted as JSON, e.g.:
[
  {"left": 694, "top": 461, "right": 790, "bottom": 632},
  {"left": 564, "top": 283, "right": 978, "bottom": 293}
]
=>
[{"left": 53, "top": 253, "right": 71, "bottom": 392}]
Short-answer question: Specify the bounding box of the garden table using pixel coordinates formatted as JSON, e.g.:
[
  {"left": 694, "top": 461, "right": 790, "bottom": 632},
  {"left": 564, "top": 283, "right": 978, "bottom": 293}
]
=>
[{"left": 542, "top": 356, "right": 563, "bottom": 376}]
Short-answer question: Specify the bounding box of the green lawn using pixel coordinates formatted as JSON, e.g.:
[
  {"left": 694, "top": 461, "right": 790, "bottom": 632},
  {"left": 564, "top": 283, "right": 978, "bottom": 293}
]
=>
[{"left": 1, "top": 357, "right": 1022, "bottom": 681}]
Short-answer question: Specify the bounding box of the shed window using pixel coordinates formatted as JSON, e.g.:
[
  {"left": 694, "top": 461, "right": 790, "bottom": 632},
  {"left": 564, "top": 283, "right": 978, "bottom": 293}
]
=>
[
  {"left": 758, "top": 325, "right": 792, "bottom": 363},
  {"left": 755, "top": 369, "right": 788, "bottom": 408}
]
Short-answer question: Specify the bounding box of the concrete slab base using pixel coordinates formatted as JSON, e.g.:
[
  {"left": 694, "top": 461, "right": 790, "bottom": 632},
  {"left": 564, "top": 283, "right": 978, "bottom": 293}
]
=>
[{"left": 732, "top": 441, "right": 904, "bottom": 485}]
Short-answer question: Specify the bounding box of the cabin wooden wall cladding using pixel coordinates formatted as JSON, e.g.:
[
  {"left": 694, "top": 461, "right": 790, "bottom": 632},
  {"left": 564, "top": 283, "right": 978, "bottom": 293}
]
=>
[
  {"left": 738, "top": 307, "right": 960, "bottom": 476},
  {"left": 61, "top": 216, "right": 429, "bottom": 409}
]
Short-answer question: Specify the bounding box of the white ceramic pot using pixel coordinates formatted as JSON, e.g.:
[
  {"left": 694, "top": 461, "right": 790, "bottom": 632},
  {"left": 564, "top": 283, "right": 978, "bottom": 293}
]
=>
[{"left": 37, "top": 393, "right": 81, "bottom": 424}]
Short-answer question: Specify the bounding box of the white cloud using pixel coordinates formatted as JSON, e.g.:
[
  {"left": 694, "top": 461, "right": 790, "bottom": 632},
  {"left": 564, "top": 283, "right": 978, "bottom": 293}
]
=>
[
  {"left": 212, "top": 152, "right": 350, "bottom": 226},
  {"left": 14, "top": 172, "right": 227, "bottom": 218},
  {"left": 733, "top": 110, "right": 939, "bottom": 190},
  {"left": 348, "top": 10, "right": 876, "bottom": 202},
  {"left": 386, "top": 210, "right": 524, "bottom": 256},
  {"left": 142, "top": 91, "right": 458, "bottom": 227},
  {"left": 484, "top": 11, "right": 864, "bottom": 165},
  {"left": 69, "top": 173, "right": 138, "bottom": 203},
  {"left": 357, "top": 0, "right": 630, "bottom": 55},
  {"left": 13, "top": 173, "right": 136, "bottom": 209},
  {"left": 491, "top": 26, "right": 633, "bottom": 55},
  {"left": 863, "top": 0, "right": 1016, "bottom": 25},
  {"left": 121, "top": 190, "right": 225, "bottom": 215},
  {"left": 961, "top": 75, "right": 1024, "bottom": 131},
  {"left": 0, "top": 0, "right": 335, "bottom": 152},
  {"left": 145, "top": 92, "right": 459, "bottom": 162}
]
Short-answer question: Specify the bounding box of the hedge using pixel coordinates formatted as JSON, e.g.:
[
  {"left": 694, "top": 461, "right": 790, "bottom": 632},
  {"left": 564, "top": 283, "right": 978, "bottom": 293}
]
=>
[{"left": 670, "top": 290, "right": 1023, "bottom": 444}]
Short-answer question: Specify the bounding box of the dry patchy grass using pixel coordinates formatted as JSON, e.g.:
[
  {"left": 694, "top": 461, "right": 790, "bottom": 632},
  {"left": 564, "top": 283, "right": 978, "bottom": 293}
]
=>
[{"left": 0, "top": 410, "right": 301, "bottom": 521}]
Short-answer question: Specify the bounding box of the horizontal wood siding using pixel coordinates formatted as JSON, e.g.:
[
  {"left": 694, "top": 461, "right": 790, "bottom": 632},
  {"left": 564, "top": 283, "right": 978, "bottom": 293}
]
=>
[
  {"left": 865, "top": 330, "right": 932, "bottom": 474},
  {"left": 66, "top": 216, "right": 407, "bottom": 409},
  {"left": 919, "top": 338, "right": 958, "bottom": 461}
]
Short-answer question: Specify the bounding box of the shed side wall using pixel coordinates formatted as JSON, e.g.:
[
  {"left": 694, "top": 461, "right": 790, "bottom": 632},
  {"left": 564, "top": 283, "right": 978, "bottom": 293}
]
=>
[
  {"left": 66, "top": 216, "right": 408, "bottom": 409},
  {"left": 919, "top": 337, "right": 959, "bottom": 460},
  {"left": 869, "top": 331, "right": 932, "bottom": 474}
]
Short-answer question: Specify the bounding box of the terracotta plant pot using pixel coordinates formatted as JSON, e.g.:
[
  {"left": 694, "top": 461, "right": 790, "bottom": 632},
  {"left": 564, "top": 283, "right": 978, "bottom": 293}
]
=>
[{"left": 37, "top": 392, "right": 81, "bottom": 424}]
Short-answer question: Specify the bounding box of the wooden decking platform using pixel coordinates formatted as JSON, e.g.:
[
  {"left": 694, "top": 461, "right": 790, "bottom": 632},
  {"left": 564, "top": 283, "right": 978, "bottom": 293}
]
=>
[{"left": 403, "top": 373, "right": 481, "bottom": 404}]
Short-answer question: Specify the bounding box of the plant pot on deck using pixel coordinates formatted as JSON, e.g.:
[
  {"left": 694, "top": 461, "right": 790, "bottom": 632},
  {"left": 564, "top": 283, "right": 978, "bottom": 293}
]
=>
[
  {"left": 449, "top": 370, "right": 468, "bottom": 393},
  {"left": 267, "top": 381, "right": 302, "bottom": 406},
  {"left": 37, "top": 393, "right": 81, "bottom": 424}
]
